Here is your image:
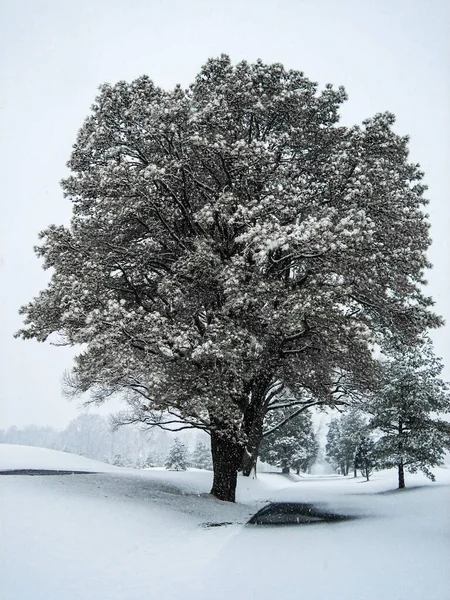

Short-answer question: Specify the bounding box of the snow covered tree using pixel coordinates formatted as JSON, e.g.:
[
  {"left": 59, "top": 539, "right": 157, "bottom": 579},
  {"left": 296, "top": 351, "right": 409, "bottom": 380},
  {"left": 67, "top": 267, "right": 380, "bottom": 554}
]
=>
[
  {"left": 259, "top": 409, "right": 318, "bottom": 474},
  {"left": 61, "top": 414, "right": 110, "bottom": 460},
  {"left": 368, "top": 337, "right": 450, "bottom": 488},
  {"left": 112, "top": 453, "right": 125, "bottom": 467},
  {"left": 16, "top": 55, "right": 442, "bottom": 501},
  {"left": 341, "top": 410, "right": 372, "bottom": 478},
  {"left": 355, "top": 434, "right": 377, "bottom": 481},
  {"left": 141, "top": 451, "right": 162, "bottom": 468},
  {"left": 325, "top": 418, "right": 346, "bottom": 474},
  {"left": 0, "top": 425, "right": 60, "bottom": 450},
  {"left": 326, "top": 410, "right": 369, "bottom": 476},
  {"left": 190, "top": 440, "right": 212, "bottom": 470},
  {"left": 292, "top": 434, "right": 320, "bottom": 475},
  {"left": 165, "top": 438, "right": 188, "bottom": 471}
]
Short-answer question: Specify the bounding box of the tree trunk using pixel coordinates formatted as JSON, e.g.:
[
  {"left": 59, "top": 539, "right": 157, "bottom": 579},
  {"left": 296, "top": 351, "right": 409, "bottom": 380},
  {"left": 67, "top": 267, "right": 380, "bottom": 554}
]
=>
[
  {"left": 282, "top": 465, "right": 290, "bottom": 474},
  {"left": 398, "top": 461, "right": 405, "bottom": 489},
  {"left": 241, "top": 449, "right": 257, "bottom": 477},
  {"left": 241, "top": 374, "right": 273, "bottom": 477},
  {"left": 241, "top": 415, "right": 264, "bottom": 476},
  {"left": 398, "top": 419, "right": 405, "bottom": 489},
  {"left": 210, "top": 431, "right": 243, "bottom": 502}
]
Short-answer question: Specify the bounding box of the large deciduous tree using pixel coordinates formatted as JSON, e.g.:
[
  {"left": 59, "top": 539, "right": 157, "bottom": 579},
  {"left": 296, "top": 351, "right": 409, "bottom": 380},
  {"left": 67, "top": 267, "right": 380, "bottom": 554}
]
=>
[{"left": 16, "top": 56, "right": 441, "bottom": 501}]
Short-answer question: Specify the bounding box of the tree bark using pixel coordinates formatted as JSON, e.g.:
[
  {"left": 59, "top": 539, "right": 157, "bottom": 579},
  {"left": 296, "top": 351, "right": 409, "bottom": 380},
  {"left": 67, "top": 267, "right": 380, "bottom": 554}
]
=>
[
  {"left": 210, "top": 430, "right": 243, "bottom": 502},
  {"left": 241, "top": 414, "right": 264, "bottom": 476},
  {"left": 282, "top": 465, "right": 290, "bottom": 474},
  {"left": 240, "top": 373, "right": 274, "bottom": 477},
  {"left": 241, "top": 448, "right": 257, "bottom": 477},
  {"left": 398, "top": 461, "right": 405, "bottom": 489}
]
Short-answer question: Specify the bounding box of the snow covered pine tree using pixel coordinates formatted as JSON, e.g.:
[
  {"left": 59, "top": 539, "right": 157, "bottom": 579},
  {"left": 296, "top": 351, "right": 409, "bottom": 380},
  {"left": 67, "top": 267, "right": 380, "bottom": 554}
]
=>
[
  {"left": 368, "top": 337, "right": 450, "bottom": 488},
  {"left": 16, "top": 56, "right": 441, "bottom": 501},
  {"left": 326, "top": 410, "right": 369, "bottom": 477},
  {"left": 190, "top": 440, "right": 212, "bottom": 470},
  {"left": 355, "top": 434, "right": 377, "bottom": 481},
  {"left": 165, "top": 438, "right": 188, "bottom": 471}
]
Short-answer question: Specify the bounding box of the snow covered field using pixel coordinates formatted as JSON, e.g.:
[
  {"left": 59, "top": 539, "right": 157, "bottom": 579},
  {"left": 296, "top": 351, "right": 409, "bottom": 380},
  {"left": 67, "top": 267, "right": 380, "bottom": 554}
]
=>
[{"left": 1, "top": 444, "right": 449, "bottom": 600}]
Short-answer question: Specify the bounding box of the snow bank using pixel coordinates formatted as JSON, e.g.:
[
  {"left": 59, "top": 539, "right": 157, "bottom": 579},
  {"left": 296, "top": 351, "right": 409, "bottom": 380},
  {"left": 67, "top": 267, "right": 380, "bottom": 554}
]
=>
[{"left": 0, "top": 443, "right": 125, "bottom": 473}]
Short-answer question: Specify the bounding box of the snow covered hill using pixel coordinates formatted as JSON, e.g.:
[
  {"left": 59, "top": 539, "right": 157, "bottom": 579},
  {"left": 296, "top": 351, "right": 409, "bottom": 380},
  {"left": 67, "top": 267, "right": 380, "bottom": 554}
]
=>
[
  {"left": 0, "top": 443, "right": 125, "bottom": 473},
  {"left": 1, "top": 444, "right": 449, "bottom": 600}
]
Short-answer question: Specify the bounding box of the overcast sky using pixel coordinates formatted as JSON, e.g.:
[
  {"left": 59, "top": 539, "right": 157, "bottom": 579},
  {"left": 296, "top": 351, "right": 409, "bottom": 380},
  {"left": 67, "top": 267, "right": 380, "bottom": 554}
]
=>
[{"left": 1, "top": 0, "right": 449, "bottom": 429}]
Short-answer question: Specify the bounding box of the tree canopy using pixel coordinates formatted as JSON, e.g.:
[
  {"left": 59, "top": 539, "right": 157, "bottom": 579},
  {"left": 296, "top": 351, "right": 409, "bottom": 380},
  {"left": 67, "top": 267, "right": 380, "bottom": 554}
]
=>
[{"left": 16, "top": 55, "right": 441, "bottom": 500}]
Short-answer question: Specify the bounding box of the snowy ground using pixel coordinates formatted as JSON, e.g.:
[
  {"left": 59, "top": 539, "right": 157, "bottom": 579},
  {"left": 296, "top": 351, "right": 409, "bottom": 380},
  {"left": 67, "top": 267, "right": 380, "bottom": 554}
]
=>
[{"left": 1, "top": 444, "right": 449, "bottom": 600}]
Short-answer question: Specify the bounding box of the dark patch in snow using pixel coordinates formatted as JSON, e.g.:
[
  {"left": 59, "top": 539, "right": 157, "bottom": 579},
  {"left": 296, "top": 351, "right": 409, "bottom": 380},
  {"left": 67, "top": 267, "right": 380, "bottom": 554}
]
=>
[
  {"left": 0, "top": 469, "right": 97, "bottom": 476},
  {"left": 200, "top": 521, "right": 237, "bottom": 528},
  {"left": 247, "top": 502, "right": 357, "bottom": 526}
]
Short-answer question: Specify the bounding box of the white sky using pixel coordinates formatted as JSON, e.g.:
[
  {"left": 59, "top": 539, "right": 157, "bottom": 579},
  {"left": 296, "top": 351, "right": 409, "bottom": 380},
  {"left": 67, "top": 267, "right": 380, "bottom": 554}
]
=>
[{"left": 1, "top": 0, "right": 449, "bottom": 429}]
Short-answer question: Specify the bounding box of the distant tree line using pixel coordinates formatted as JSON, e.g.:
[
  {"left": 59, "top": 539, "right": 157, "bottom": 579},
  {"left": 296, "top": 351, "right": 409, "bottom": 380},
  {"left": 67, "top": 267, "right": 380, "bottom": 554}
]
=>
[{"left": 0, "top": 415, "right": 174, "bottom": 467}]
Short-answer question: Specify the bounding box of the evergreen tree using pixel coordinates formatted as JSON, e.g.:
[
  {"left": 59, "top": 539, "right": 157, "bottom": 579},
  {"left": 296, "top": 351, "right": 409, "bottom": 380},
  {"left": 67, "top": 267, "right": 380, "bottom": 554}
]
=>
[
  {"left": 355, "top": 434, "right": 377, "bottom": 481},
  {"left": 292, "top": 433, "right": 320, "bottom": 475},
  {"left": 16, "top": 56, "right": 442, "bottom": 501},
  {"left": 112, "top": 453, "right": 124, "bottom": 467},
  {"left": 165, "top": 438, "right": 188, "bottom": 471},
  {"left": 326, "top": 410, "right": 369, "bottom": 476},
  {"left": 368, "top": 337, "right": 450, "bottom": 488},
  {"left": 325, "top": 418, "right": 347, "bottom": 474},
  {"left": 259, "top": 409, "right": 318, "bottom": 474},
  {"left": 341, "top": 410, "right": 370, "bottom": 478},
  {"left": 190, "top": 440, "right": 212, "bottom": 470},
  {"left": 141, "top": 453, "right": 156, "bottom": 468}
]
